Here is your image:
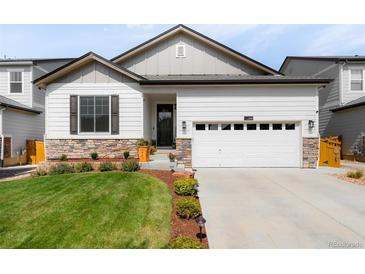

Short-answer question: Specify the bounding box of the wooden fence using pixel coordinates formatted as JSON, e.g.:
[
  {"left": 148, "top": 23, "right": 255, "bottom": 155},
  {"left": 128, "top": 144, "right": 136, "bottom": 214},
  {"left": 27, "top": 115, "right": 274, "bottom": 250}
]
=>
[
  {"left": 26, "top": 140, "right": 45, "bottom": 164},
  {"left": 319, "top": 136, "right": 341, "bottom": 168}
]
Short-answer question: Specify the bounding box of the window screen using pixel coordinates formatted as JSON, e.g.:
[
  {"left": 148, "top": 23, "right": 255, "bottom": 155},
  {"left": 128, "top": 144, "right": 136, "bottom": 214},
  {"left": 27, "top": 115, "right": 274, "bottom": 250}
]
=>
[
  {"left": 9, "top": 71, "right": 22, "bottom": 93},
  {"left": 351, "top": 69, "right": 363, "bottom": 91}
]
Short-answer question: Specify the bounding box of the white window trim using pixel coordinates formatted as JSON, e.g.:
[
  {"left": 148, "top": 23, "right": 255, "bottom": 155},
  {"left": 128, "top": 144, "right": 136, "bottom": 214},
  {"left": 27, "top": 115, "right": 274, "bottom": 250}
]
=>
[
  {"left": 78, "top": 95, "right": 112, "bottom": 135},
  {"left": 350, "top": 68, "right": 365, "bottom": 92},
  {"left": 176, "top": 44, "right": 186, "bottom": 58},
  {"left": 8, "top": 71, "right": 24, "bottom": 94}
]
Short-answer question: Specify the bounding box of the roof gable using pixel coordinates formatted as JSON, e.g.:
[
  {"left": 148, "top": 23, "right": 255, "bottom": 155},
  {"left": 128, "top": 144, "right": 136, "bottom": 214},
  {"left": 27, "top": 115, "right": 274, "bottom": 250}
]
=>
[
  {"left": 111, "top": 24, "right": 280, "bottom": 75},
  {"left": 34, "top": 52, "right": 145, "bottom": 88}
]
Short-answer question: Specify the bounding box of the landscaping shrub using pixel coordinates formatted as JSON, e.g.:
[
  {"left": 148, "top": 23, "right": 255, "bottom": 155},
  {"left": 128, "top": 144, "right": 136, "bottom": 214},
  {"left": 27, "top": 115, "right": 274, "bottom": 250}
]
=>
[
  {"left": 99, "top": 161, "right": 116, "bottom": 172},
  {"left": 90, "top": 152, "right": 98, "bottom": 160},
  {"left": 137, "top": 139, "right": 149, "bottom": 147},
  {"left": 167, "top": 236, "right": 203, "bottom": 249},
  {"left": 168, "top": 152, "right": 176, "bottom": 162},
  {"left": 176, "top": 197, "right": 201, "bottom": 219},
  {"left": 346, "top": 170, "right": 364, "bottom": 179},
  {"left": 48, "top": 163, "right": 75, "bottom": 176},
  {"left": 122, "top": 160, "right": 140, "bottom": 172},
  {"left": 31, "top": 168, "right": 47, "bottom": 177},
  {"left": 149, "top": 146, "right": 157, "bottom": 155},
  {"left": 174, "top": 178, "right": 198, "bottom": 196},
  {"left": 123, "top": 151, "right": 130, "bottom": 160},
  {"left": 59, "top": 154, "right": 68, "bottom": 161},
  {"left": 74, "top": 162, "right": 93, "bottom": 173}
]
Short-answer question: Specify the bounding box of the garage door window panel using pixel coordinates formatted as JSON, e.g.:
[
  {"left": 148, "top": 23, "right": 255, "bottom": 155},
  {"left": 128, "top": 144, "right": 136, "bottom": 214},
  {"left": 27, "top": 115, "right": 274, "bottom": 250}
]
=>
[
  {"left": 285, "top": 123, "right": 295, "bottom": 130},
  {"left": 260, "top": 124, "right": 270, "bottom": 130},
  {"left": 247, "top": 124, "right": 257, "bottom": 130},
  {"left": 222, "top": 124, "right": 231, "bottom": 130},
  {"left": 196, "top": 124, "right": 206, "bottom": 131},
  {"left": 209, "top": 124, "right": 218, "bottom": 130},
  {"left": 273, "top": 124, "right": 282, "bottom": 130},
  {"left": 234, "top": 124, "right": 244, "bottom": 130}
]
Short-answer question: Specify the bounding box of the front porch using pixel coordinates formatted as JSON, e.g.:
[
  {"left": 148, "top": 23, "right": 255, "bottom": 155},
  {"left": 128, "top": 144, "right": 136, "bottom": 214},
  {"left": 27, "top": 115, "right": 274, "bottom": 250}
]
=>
[{"left": 143, "top": 93, "right": 177, "bottom": 149}]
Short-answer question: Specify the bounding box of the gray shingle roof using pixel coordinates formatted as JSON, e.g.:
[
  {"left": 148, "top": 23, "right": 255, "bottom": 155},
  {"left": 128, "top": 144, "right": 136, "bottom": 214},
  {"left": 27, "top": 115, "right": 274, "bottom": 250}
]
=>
[
  {"left": 331, "top": 95, "right": 365, "bottom": 112},
  {"left": 0, "top": 95, "right": 42, "bottom": 114}
]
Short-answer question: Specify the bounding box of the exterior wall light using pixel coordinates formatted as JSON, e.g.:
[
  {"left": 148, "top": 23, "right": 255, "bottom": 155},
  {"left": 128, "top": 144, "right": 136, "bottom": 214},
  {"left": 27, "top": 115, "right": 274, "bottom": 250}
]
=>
[
  {"left": 308, "top": 120, "right": 315, "bottom": 129},
  {"left": 182, "top": 121, "right": 187, "bottom": 130}
]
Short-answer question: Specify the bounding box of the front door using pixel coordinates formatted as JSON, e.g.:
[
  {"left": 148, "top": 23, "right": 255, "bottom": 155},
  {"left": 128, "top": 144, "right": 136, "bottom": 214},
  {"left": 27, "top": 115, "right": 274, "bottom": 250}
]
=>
[{"left": 157, "top": 104, "right": 173, "bottom": 147}]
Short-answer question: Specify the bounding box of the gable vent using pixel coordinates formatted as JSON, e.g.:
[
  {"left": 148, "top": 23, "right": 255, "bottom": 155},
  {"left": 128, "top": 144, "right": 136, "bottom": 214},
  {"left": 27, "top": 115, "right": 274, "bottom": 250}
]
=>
[{"left": 176, "top": 44, "right": 186, "bottom": 58}]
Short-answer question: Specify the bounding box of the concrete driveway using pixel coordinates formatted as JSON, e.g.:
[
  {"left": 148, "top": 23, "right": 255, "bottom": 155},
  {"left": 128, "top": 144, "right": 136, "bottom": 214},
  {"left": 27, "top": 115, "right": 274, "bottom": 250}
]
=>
[{"left": 196, "top": 168, "right": 365, "bottom": 248}]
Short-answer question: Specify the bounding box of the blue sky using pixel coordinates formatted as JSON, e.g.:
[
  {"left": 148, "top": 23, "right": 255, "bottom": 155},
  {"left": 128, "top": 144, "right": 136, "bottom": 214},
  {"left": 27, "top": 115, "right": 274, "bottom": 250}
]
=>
[{"left": 1, "top": 24, "right": 365, "bottom": 70}]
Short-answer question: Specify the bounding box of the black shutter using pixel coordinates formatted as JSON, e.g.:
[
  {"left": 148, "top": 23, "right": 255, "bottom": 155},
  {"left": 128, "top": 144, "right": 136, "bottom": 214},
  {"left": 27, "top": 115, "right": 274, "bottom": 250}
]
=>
[
  {"left": 111, "top": 95, "right": 119, "bottom": 135},
  {"left": 70, "top": 95, "right": 78, "bottom": 135}
]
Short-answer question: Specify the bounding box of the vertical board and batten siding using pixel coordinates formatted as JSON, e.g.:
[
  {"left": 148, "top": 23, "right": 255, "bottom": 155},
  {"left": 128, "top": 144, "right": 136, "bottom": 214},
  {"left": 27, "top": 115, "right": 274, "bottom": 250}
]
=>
[
  {"left": 118, "top": 33, "right": 264, "bottom": 75},
  {"left": 176, "top": 86, "right": 319, "bottom": 138},
  {"left": 46, "top": 83, "right": 143, "bottom": 139},
  {"left": 2, "top": 109, "right": 44, "bottom": 156},
  {"left": 0, "top": 65, "right": 32, "bottom": 107},
  {"left": 341, "top": 64, "right": 365, "bottom": 104}
]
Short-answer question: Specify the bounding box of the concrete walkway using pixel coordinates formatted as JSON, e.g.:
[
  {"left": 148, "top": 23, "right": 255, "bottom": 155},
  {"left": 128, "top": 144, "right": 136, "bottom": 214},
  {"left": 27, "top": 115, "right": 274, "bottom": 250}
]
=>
[
  {"left": 196, "top": 168, "right": 365, "bottom": 248},
  {"left": 140, "top": 151, "right": 184, "bottom": 171}
]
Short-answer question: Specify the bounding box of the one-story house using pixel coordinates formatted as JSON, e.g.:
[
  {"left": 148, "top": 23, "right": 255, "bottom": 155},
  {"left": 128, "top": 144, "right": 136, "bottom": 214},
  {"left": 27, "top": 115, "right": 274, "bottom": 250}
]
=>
[{"left": 34, "top": 24, "right": 331, "bottom": 169}]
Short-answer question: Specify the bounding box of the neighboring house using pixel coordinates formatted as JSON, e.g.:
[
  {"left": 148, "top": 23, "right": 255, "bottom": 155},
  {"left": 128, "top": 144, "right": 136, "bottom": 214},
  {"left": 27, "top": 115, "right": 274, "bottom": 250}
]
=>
[
  {"left": 34, "top": 24, "right": 331, "bottom": 169},
  {"left": 0, "top": 58, "right": 73, "bottom": 166},
  {"left": 280, "top": 56, "right": 365, "bottom": 161}
]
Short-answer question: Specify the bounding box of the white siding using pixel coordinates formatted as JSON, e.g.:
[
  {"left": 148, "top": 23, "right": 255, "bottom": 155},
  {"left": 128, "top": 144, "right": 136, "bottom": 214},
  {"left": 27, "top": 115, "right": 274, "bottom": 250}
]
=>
[
  {"left": 2, "top": 109, "right": 44, "bottom": 156},
  {"left": 143, "top": 94, "right": 152, "bottom": 140},
  {"left": 45, "top": 83, "right": 143, "bottom": 139},
  {"left": 342, "top": 64, "right": 365, "bottom": 104},
  {"left": 176, "top": 86, "right": 319, "bottom": 139},
  {"left": 0, "top": 65, "right": 32, "bottom": 107}
]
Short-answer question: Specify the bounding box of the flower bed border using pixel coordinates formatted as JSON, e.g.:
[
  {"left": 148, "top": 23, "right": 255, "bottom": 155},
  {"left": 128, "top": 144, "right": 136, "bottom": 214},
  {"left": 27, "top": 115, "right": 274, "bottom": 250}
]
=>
[{"left": 140, "top": 169, "right": 209, "bottom": 248}]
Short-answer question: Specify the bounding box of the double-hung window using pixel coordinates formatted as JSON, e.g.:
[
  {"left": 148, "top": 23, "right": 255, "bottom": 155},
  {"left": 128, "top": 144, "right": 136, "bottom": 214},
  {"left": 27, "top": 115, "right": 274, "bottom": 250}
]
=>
[
  {"left": 350, "top": 69, "right": 364, "bottom": 91},
  {"left": 79, "top": 96, "right": 110, "bottom": 133},
  {"left": 9, "top": 71, "right": 23, "bottom": 93}
]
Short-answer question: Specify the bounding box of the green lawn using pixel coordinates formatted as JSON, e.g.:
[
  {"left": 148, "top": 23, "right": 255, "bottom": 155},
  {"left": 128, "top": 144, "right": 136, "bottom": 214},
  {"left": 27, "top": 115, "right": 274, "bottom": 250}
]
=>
[{"left": 0, "top": 172, "right": 172, "bottom": 248}]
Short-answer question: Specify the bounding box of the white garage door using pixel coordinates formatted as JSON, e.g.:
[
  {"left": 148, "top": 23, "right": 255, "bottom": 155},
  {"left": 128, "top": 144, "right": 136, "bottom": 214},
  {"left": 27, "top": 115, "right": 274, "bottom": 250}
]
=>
[{"left": 192, "top": 122, "right": 301, "bottom": 167}]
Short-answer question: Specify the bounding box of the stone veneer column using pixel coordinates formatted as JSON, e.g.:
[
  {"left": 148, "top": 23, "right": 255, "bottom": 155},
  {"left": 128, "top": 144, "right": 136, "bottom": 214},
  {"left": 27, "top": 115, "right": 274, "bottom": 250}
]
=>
[
  {"left": 176, "top": 138, "right": 192, "bottom": 168},
  {"left": 302, "top": 137, "right": 319, "bottom": 168},
  {"left": 45, "top": 139, "right": 138, "bottom": 160}
]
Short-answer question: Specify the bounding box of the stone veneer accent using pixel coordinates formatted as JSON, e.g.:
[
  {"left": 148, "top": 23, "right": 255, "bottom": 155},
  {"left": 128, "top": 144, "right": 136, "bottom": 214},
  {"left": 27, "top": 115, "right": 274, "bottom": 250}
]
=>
[
  {"left": 303, "top": 137, "right": 319, "bottom": 168},
  {"left": 176, "top": 138, "right": 192, "bottom": 168},
  {"left": 45, "top": 139, "right": 138, "bottom": 160}
]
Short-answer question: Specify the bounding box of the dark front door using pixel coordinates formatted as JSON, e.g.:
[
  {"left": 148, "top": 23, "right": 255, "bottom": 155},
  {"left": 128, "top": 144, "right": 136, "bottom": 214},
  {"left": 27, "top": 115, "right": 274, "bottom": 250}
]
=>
[{"left": 157, "top": 104, "right": 173, "bottom": 147}]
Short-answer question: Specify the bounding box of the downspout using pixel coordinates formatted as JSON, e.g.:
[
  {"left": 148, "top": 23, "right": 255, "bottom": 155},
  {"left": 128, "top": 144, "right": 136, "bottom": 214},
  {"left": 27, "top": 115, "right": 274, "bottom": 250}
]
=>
[{"left": 0, "top": 107, "right": 6, "bottom": 167}]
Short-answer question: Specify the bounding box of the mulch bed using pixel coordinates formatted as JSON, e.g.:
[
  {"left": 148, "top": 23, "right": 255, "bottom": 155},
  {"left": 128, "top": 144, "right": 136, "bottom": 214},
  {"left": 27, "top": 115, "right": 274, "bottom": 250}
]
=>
[
  {"left": 330, "top": 172, "right": 365, "bottom": 186},
  {"left": 140, "top": 169, "right": 209, "bottom": 248}
]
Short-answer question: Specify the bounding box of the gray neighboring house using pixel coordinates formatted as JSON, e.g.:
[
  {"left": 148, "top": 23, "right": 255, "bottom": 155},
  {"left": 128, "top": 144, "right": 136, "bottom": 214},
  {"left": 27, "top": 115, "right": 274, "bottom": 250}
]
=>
[
  {"left": 33, "top": 25, "right": 331, "bottom": 169},
  {"left": 280, "top": 56, "right": 365, "bottom": 161},
  {"left": 0, "top": 58, "right": 73, "bottom": 166}
]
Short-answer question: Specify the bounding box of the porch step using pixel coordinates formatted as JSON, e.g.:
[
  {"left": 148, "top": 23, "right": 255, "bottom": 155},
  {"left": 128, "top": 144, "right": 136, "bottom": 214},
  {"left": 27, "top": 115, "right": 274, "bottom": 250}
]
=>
[{"left": 155, "top": 149, "right": 176, "bottom": 155}]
